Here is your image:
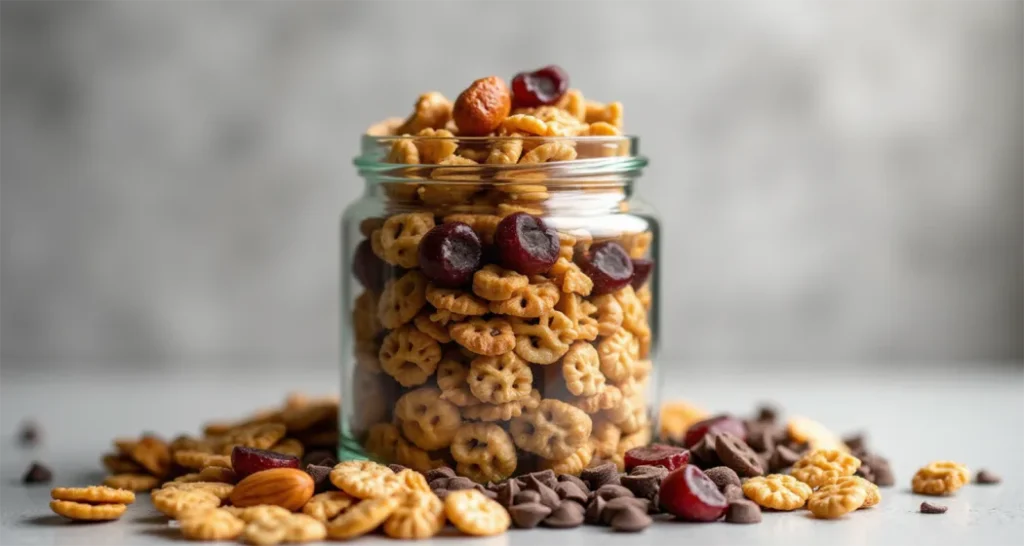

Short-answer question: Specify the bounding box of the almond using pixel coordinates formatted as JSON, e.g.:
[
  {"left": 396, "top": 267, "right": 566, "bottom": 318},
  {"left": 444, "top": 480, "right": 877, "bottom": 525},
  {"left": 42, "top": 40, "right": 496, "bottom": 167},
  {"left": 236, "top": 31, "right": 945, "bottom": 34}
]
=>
[
  {"left": 228, "top": 468, "right": 314, "bottom": 511},
  {"left": 453, "top": 76, "right": 511, "bottom": 136}
]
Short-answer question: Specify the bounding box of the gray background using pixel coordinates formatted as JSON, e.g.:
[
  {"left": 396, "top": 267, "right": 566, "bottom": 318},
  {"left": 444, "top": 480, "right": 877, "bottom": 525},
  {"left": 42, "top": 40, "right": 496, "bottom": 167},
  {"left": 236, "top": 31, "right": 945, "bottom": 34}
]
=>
[{"left": 1, "top": 0, "right": 1021, "bottom": 370}]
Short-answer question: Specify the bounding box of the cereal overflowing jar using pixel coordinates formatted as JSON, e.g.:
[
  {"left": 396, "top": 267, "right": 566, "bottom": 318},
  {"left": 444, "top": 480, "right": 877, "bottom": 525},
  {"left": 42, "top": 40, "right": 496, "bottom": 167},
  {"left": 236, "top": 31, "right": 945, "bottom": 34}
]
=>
[{"left": 341, "top": 67, "right": 659, "bottom": 483}]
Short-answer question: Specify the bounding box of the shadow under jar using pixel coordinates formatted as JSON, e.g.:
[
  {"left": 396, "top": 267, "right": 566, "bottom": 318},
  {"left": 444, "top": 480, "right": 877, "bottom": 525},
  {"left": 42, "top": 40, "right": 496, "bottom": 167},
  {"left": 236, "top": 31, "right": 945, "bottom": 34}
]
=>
[{"left": 341, "top": 133, "right": 659, "bottom": 483}]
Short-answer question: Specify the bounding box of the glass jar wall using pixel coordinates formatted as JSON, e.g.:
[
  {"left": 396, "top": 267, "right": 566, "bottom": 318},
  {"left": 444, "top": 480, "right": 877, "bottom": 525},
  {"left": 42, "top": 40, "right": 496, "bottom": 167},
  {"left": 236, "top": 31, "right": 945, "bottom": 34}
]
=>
[{"left": 341, "top": 134, "right": 658, "bottom": 482}]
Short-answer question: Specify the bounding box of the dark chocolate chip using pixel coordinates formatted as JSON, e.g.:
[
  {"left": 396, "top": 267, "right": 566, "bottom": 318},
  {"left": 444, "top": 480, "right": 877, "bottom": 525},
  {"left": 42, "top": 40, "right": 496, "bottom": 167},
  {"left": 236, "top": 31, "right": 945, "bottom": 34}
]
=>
[
  {"left": 305, "top": 464, "right": 333, "bottom": 493},
  {"left": 602, "top": 497, "right": 650, "bottom": 525},
  {"left": 714, "top": 432, "right": 764, "bottom": 477},
  {"left": 433, "top": 488, "right": 450, "bottom": 500},
  {"left": 691, "top": 432, "right": 721, "bottom": 468},
  {"left": 514, "top": 490, "right": 542, "bottom": 505},
  {"left": 595, "top": 484, "right": 634, "bottom": 501},
  {"left": 976, "top": 469, "right": 1001, "bottom": 484},
  {"left": 528, "top": 469, "right": 558, "bottom": 489},
  {"left": 769, "top": 445, "right": 801, "bottom": 473},
  {"left": 584, "top": 495, "right": 607, "bottom": 525},
  {"left": 497, "top": 479, "right": 519, "bottom": 508},
  {"left": 842, "top": 433, "right": 866, "bottom": 454},
  {"left": 610, "top": 505, "right": 653, "bottom": 532},
  {"left": 428, "top": 477, "right": 450, "bottom": 490},
  {"left": 620, "top": 474, "right": 660, "bottom": 501},
  {"left": 755, "top": 404, "right": 778, "bottom": 423},
  {"left": 447, "top": 477, "right": 475, "bottom": 491},
  {"left": 869, "top": 458, "right": 895, "bottom": 487},
  {"left": 628, "top": 465, "right": 668, "bottom": 480},
  {"left": 542, "top": 500, "right": 585, "bottom": 528},
  {"left": 533, "top": 481, "right": 561, "bottom": 511},
  {"left": 18, "top": 421, "right": 40, "bottom": 447},
  {"left": 920, "top": 502, "right": 947, "bottom": 514},
  {"left": 554, "top": 481, "right": 588, "bottom": 504},
  {"left": 725, "top": 499, "right": 762, "bottom": 523},
  {"left": 704, "top": 466, "right": 742, "bottom": 491},
  {"left": 482, "top": 489, "right": 498, "bottom": 500},
  {"left": 581, "top": 463, "right": 620, "bottom": 490},
  {"left": 22, "top": 462, "right": 52, "bottom": 484},
  {"left": 855, "top": 465, "right": 875, "bottom": 484},
  {"left": 425, "top": 467, "right": 456, "bottom": 481},
  {"left": 301, "top": 449, "right": 336, "bottom": 467},
  {"left": 509, "top": 502, "right": 552, "bottom": 529},
  {"left": 745, "top": 424, "right": 776, "bottom": 454},
  {"left": 557, "top": 473, "right": 590, "bottom": 494},
  {"left": 387, "top": 464, "right": 408, "bottom": 474},
  {"left": 723, "top": 483, "right": 745, "bottom": 502}
]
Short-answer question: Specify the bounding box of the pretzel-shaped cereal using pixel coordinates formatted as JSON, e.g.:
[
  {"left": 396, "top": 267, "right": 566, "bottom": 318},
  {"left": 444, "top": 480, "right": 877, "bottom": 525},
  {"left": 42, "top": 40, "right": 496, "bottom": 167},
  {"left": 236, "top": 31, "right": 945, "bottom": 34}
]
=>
[
  {"left": 472, "top": 264, "right": 529, "bottom": 301},
  {"left": 597, "top": 329, "right": 639, "bottom": 383},
  {"left": 379, "top": 212, "right": 435, "bottom": 268},
  {"left": 539, "top": 443, "right": 594, "bottom": 476},
  {"left": 395, "top": 387, "right": 462, "bottom": 451},
  {"left": 426, "top": 284, "right": 489, "bottom": 316},
  {"left": 449, "top": 317, "right": 516, "bottom": 356},
  {"left": 468, "top": 352, "right": 533, "bottom": 404},
  {"left": 395, "top": 436, "right": 446, "bottom": 474},
  {"left": 604, "top": 392, "right": 647, "bottom": 434},
  {"left": 510, "top": 311, "right": 577, "bottom": 365},
  {"left": 591, "top": 294, "right": 624, "bottom": 337},
  {"left": 500, "top": 114, "right": 548, "bottom": 136},
  {"left": 555, "top": 89, "right": 587, "bottom": 121},
  {"left": 519, "top": 142, "right": 577, "bottom": 164},
  {"left": 461, "top": 388, "right": 541, "bottom": 422},
  {"left": 364, "top": 423, "right": 401, "bottom": 462},
  {"left": 590, "top": 419, "right": 622, "bottom": 461},
  {"left": 414, "top": 128, "right": 458, "bottom": 164},
  {"left": 412, "top": 310, "right": 452, "bottom": 343},
  {"left": 486, "top": 138, "right": 524, "bottom": 165},
  {"left": 561, "top": 341, "right": 606, "bottom": 397},
  {"left": 436, "top": 356, "right": 479, "bottom": 407},
  {"left": 549, "top": 257, "right": 593, "bottom": 296},
  {"left": 443, "top": 214, "right": 502, "bottom": 245},
  {"left": 450, "top": 423, "right": 518, "bottom": 483},
  {"left": 378, "top": 270, "right": 428, "bottom": 329},
  {"left": 569, "top": 384, "right": 623, "bottom": 415},
  {"left": 379, "top": 325, "right": 442, "bottom": 387},
  {"left": 510, "top": 399, "right": 593, "bottom": 460},
  {"left": 555, "top": 293, "right": 599, "bottom": 342},
  {"left": 396, "top": 91, "right": 453, "bottom": 135},
  {"left": 488, "top": 278, "right": 560, "bottom": 318},
  {"left": 584, "top": 100, "right": 623, "bottom": 128},
  {"left": 386, "top": 138, "right": 420, "bottom": 164},
  {"left": 615, "top": 286, "right": 650, "bottom": 339}
]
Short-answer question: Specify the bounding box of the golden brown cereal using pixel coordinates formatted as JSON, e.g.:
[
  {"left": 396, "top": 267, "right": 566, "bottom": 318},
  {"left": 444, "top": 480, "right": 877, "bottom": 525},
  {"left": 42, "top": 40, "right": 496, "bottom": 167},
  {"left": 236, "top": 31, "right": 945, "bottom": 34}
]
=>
[
  {"left": 152, "top": 488, "right": 221, "bottom": 519},
  {"left": 500, "top": 114, "right": 548, "bottom": 135},
  {"left": 461, "top": 388, "right": 541, "bottom": 422},
  {"left": 450, "top": 423, "right": 518, "bottom": 483},
  {"left": 487, "top": 138, "right": 524, "bottom": 165},
  {"left": 160, "top": 481, "right": 234, "bottom": 501},
  {"left": 329, "top": 461, "right": 401, "bottom": 500},
  {"left": 590, "top": 419, "right": 623, "bottom": 460},
  {"left": 395, "top": 387, "right": 462, "bottom": 450},
  {"left": 591, "top": 294, "right": 624, "bottom": 337},
  {"left": 808, "top": 482, "right": 868, "bottom": 519},
  {"left": 549, "top": 257, "right": 593, "bottom": 296},
  {"left": 658, "top": 400, "right": 710, "bottom": 443},
  {"left": 326, "top": 496, "right": 400, "bottom": 540},
  {"left": 395, "top": 436, "right": 447, "bottom": 473},
  {"left": 510, "top": 311, "right": 577, "bottom": 365},
  {"left": 562, "top": 341, "right": 606, "bottom": 396},
  {"left": 386, "top": 138, "right": 420, "bottom": 164},
  {"left": 597, "top": 328, "right": 640, "bottom": 383},
  {"left": 415, "top": 128, "right": 458, "bottom": 164},
  {"left": 379, "top": 213, "right": 435, "bottom": 268},
  {"left": 790, "top": 449, "right": 862, "bottom": 488},
  {"left": 436, "top": 355, "right": 470, "bottom": 391},
  {"left": 787, "top": 416, "right": 847, "bottom": 451},
  {"left": 555, "top": 293, "right": 599, "bottom": 341},
  {"left": 302, "top": 491, "right": 355, "bottom": 522},
  {"left": 396, "top": 91, "right": 453, "bottom": 135},
  {"left": 429, "top": 308, "right": 467, "bottom": 325},
  {"left": 605, "top": 392, "right": 647, "bottom": 434},
  {"left": 129, "top": 436, "right": 171, "bottom": 477},
  {"left": 489, "top": 278, "right": 560, "bottom": 318},
  {"left": 383, "top": 490, "right": 446, "bottom": 539},
  {"left": 50, "top": 500, "right": 127, "bottom": 521},
  {"left": 101, "top": 453, "right": 145, "bottom": 475},
  {"left": 473, "top": 264, "right": 530, "bottom": 301},
  {"left": 588, "top": 121, "right": 621, "bottom": 136},
  {"left": 379, "top": 325, "right": 442, "bottom": 387},
  {"left": 366, "top": 116, "right": 404, "bottom": 136},
  {"left": 569, "top": 384, "right": 623, "bottom": 414},
  {"left": 585, "top": 100, "right": 623, "bottom": 128},
  {"left": 443, "top": 214, "right": 501, "bottom": 245},
  {"left": 444, "top": 489, "right": 510, "bottom": 536},
  {"left": 468, "top": 352, "right": 533, "bottom": 404},
  {"left": 833, "top": 476, "right": 881, "bottom": 508},
  {"left": 413, "top": 311, "right": 453, "bottom": 343},
  {"left": 394, "top": 469, "right": 431, "bottom": 494},
  {"left": 519, "top": 142, "right": 577, "bottom": 164},
  {"left": 242, "top": 513, "right": 327, "bottom": 546},
  {"left": 556, "top": 89, "right": 586, "bottom": 121},
  {"left": 173, "top": 473, "right": 206, "bottom": 484},
  {"left": 742, "top": 475, "right": 812, "bottom": 511},
  {"left": 51, "top": 485, "right": 136, "bottom": 505},
  {"left": 103, "top": 473, "right": 160, "bottom": 492},
  {"left": 199, "top": 466, "right": 239, "bottom": 484},
  {"left": 426, "top": 285, "right": 489, "bottom": 316},
  {"left": 540, "top": 443, "right": 595, "bottom": 476},
  {"left": 365, "top": 422, "right": 402, "bottom": 461},
  {"left": 179, "top": 508, "right": 246, "bottom": 540},
  {"left": 912, "top": 461, "right": 970, "bottom": 496},
  {"left": 429, "top": 157, "right": 484, "bottom": 184},
  {"left": 510, "top": 399, "right": 592, "bottom": 460},
  {"left": 221, "top": 505, "right": 292, "bottom": 523},
  {"left": 269, "top": 438, "right": 304, "bottom": 459},
  {"left": 450, "top": 317, "right": 516, "bottom": 356},
  {"left": 616, "top": 286, "right": 650, "bottom": 339},
  {"left": 636, "top": 284, "right": 652, "bottom": 310},
  {"left": 218, "top": 423, "right": 288, "bottom": 454}
]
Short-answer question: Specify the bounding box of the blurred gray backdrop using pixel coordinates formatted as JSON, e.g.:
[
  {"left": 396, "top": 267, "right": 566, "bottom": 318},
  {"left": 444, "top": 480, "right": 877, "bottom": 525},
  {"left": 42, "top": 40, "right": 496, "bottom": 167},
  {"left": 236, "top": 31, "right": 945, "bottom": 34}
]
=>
[{"left": 2, "top": 0, "right": 1021, "bottom": 370}]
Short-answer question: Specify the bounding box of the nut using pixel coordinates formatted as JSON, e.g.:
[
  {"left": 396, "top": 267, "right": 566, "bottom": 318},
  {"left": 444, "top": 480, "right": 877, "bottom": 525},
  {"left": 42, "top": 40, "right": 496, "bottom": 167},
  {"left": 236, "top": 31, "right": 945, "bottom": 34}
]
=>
[
  {"left": 453, "top": 76, "right": 512, "bottom": 136},
  {"left": 228, "top": 468, "right": 314, "bottom": 511}
]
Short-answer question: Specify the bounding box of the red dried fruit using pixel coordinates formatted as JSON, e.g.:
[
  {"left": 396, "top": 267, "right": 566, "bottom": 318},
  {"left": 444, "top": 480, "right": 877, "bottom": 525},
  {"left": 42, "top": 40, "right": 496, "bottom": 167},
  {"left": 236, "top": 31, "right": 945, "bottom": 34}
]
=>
[
  {"left": 417, "top": 222, "right": 482, "bottom": 287},
  {"left": 575, "top": 241, "right": 634, "bottom": 295},
  {"left": 495, "top": 212, "right": 559, "bottom": 275},
  {"left": 511, "top": 65, "right": 569, "bottom": 108},
  {"left": 231, "top": 446, "right": 300, "bottom": 479},
  {"left": 353, "top": 239, "right": 387, "bottom": 292},
  {"left": 683, "top": 415, "right": 747, "bottom": 449},
  {"left": 659, "top": 465, "right": 728, "bottom": 522},
  {"left": 630, "top": 258, "right": 654, "bottom": 290},
  {"left": 624, "top": 444, "right": 690, "bottom": 472}
]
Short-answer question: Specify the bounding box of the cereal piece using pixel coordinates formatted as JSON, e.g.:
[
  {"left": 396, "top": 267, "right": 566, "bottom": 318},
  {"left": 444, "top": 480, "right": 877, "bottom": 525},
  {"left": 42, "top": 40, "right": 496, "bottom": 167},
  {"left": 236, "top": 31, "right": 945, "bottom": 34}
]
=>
[
  {"left": 101, "top": 453, "right": 144, "bottom": 475},
  {"left": 50, "top": 500, "right": 127, "bottom": 521},
  {"left": 365, "top": 422, "right": 401, "bottom": 462},
  {"left": 395, "top": 436, "right": 446, "bottom": 473},
  {"left": 519, "top": 142, "right": 577, "bottom": 164},
  {"left": 160, "top": 481, "right": 234, "bottom": 501},
  {"left": 302, "top": 491, "right": 355, "bottom": 522},
  {"left": 243, "top": 513, "right": 327, "bottom": 545},
  {"left": 510, "top": 399, "right": 593, "bottom": 460},
  {"left": 269, "top": 438, "right": 304, "bottom": 459},
  {"left": 588, "top": 121, "right": 621, "bottom": 136},
  {"left": 51, "top": 485, "right": 136, "bottom": 505},
  {"left": 501, "top": 114, "right": 548, "bottom": 135},
  {"left": 426, "top": 284, "right": 489, "bottom": 316},
  {"left": 555, "top": 89, "right": 586, "bottom": 121},
  {"left": 453, "top": 76, "right": 512, "bottom": 136},
  {"left": 604, "top": 392, "right": 647, "bottom": 434},
  {"left": 597, "top": 329, "right": 640, "bottom": 383},
  {"left": 569, "top": 384, "right": 623, "bottom": 414},
  {"left": 444, "top": 489, "right": 511, "bottom": 536},
  {"left": 741, "top": 475, "right": 812, "bottom": 511},
  {"left": 129, "top": 436, "right": 171, "bottom": 477},
  {"left": 395, "top": 387, "right": 462, "bottom": 450},
  {"left": 221, "top": 505, "right": 292, "bottom": 523},
  {"left": 787, "top": 416, "right": 847, "bottom": 451},
  {"left": 510, "top": 311, "right": 577, "bottom": 365},
  {"left": 394, "top": 469, "right": 431, "bottom": 493},
  {"left": 473, "top": 264, "right": 529, "bottom": 301},
  {"left": 103, "top": 473, "right": 160, "bottom": 492},
  {"left": 379, "top": 212, "right": 435, "bottom": 268},
  {"left": 152, "top": 488, "right": 221, "bottom": 518},
  {"left": 219, "top": 423, "right": 288, "bottom": 455},
  {"left": 450, "top": 423, "right": 518, "bottom": 483},
  {"left": 386, "top": 138, "right": 420, "bottom": 164},
  {"left": 487, "top": 138, "right": 524, "bottom": 165},
  {"left": 539, "top": 444, "right": 594, "bottom": 476},
  {"left": 397, "top": 91, "right": 453, "bottom": 135},
  {"left": 414, "top": 310, "right": 452, "bottom": 343},
  {"left": 832, "top": 475, "right": 881, "bottom": 508},
  {"left": 561, "top": 341, "right": 606, "bottom": 396},
  {"left": 555, "top": 294, "right": 599, "bottom": 341},
  {"left": 173, "top": 473, "right": 205, "bottom": 483},
  {"left": 415, "top": 128, "right": 458, "bottom": 164},
  {"left": 436, "top": 355, "right": 470, "bottom": 390},
  {"left": 443, "top": 214, "right": 501, "bottom": 245},
  {"left": 384, "top": 490, "right": 446, "bottom": 539},
  {"left": 631, "top": 358, "right": 652, "bottom": 382},
  {"left": 549, "top": 257, "right": 593, "bottom": 296},
  {"left": 326, "top": 496, "right": 400, "bottom": 540},
  {"left": 911, "top": 461, "right": 970, "bottom": 496},
  {"left": 429, "top": 308, "right": 466, "bottom": 325},
  {"left": 790, "top": 449, "right": 861, "bottom": 488},
  {"left": 591, "top": 294, "right": 624, "bottom": 337},
  {"left": 468, "top": 352, "right": 533, "bottom": 404},
  {"left": 366, "top": 116, "right": 404, "bottom": 136},
  {"left": 489, "top": 279, "right": 560, "bottom": 318},
  {"left": 450, "top": 317, "right": 516, "bottom": 356},
  {"left": 584, "top": 100, "right": 623, "bottom": 128},
  {"left": 352, "top": 291, "right": 381, "bottom": 343},
  {"left": 461, "top": 388, "right": 541, "bottom": 422},
  {"left": 179, "top": 508, "right": 246, "bottom": 541},
  {"left": 615, "top": 286, "right": 650, "bottom": 339},
  {"left": 199, "top": 466, "right": 239, "bottom": 484},
  {"left": 379, "top": 325, "right": 442, "bottom": 387},
  {"left": 590, "top": 419, "right": 623, "bottom": 460},
  {"left": 497, "top": 202, "right": 545, "bottom": 217},
  {"left": 457, "top": 146, "right": 491, "bottom": 162},
  {"left": 807, "top": 482, "right": 867, "bottom": 519},
  {"left": 658, "top": 400, "right": 710, "bottom": 444},
  {"left": 636, "top": 285, "right": 652, "bottom": 310},
  {"left": 330, "top": 461, "right": 401, "bottom": 500}
]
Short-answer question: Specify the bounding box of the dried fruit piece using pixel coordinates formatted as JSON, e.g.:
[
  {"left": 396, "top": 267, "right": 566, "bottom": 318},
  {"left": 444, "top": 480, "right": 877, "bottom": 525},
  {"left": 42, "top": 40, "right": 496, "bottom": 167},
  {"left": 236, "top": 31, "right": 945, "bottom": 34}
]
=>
[
  {"left": 630, "top": 258, "right": 654, "bottom": 289},
  {"left": 575, "top": 242, "right": 634, "bottom": 295},
  {"left": 444, "top": 489, "right": 511, "bottom": 536},
  {"left": 741, "top": 474, "right": 812, "bottom": 511},
  {"left": 352, "top": 239, "right": 387, "bottom": 292},
  {"left": 624, "top": 444, "right": 690, "bottom": 473},
  {"left": 228, "top": 468, "right": 314, "bottom": 511},
  {"left": 683, "top": 414, "right": 746, "bottom": 448},
  {"left": 453, "top": 76, "right": 512, "bottom": 136},
  {"left": 659, "top": 465, "right": 728, "bottom": 522},
  {"left": 231, "top": 446, "right": 300, "bottom": 479},
  {"left": 495, "top": 213, "right": 559, "bottom": 275},
  {"left": 511, "top": 65, "right": 569, "bottom": 108},
  {"left": 418, "top": 222, "right": 483, "bottom": 288}
]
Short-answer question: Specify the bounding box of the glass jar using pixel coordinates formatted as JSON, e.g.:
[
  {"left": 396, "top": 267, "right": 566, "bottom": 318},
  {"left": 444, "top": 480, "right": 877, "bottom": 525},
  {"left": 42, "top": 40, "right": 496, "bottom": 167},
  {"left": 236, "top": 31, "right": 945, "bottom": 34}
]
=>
[{"left": 340, "top": 133, "right": 658, "bottom": 481}]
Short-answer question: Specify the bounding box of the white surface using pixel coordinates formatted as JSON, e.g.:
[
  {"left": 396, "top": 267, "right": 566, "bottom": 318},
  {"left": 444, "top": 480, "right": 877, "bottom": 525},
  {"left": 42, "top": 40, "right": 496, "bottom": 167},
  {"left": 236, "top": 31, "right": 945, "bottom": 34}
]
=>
[{"left": 1, "top": 363, "right": 1023, "bottom": 545}]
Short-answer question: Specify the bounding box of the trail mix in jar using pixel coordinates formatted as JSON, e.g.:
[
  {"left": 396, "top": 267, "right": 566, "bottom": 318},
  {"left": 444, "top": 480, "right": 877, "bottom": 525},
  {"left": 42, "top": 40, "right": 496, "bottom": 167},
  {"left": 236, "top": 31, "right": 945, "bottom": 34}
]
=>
[{"left": 347, "top": 66, "right": 656, "bottom": 482}]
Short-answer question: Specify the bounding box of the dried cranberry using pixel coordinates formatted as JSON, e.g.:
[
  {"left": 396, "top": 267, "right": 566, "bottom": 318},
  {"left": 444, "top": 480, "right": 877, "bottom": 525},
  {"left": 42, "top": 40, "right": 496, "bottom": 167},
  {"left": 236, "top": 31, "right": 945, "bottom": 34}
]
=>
[
  {"left": 630, "top": 258, "right": 654, "bottom": 290},
  {"left": 494, "top": 213, "right": 559, "bottom": 275},
  {"left": 352, "top": 239, "right": 387, "bottom": 292},
  {"left": 683, "top": 415, "right": 747, "bottom": 448},
  {"left": 417, "top": 222, "right": 483, "bottom": 287},
  {"left": 511, "top": 65, "right": 569, "bottom": 108},
  {"left": 659, "top": 465, "right": 728, "bottom": 522},
  {"left": 231, "top": 446, "right": 300, "bottom": 479},
  {"left": 575, "top": 241, "right": 634, "bottom": 295},
  {"left": 624, "top": 444, "right": 690, "bottom": 472}
]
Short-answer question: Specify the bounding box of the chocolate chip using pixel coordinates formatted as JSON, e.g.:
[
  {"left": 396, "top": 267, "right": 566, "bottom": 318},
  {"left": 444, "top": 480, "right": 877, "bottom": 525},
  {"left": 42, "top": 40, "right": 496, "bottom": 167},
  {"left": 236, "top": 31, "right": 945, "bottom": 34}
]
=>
[
  {"left": 620, "top": 473, "right": 660, "bottom": 501},
  {"left": 428, "top": 477, "right": 450, "bottom": 490},
  {"left": 557, "top": 473, "right": 590, "bottom": 494},
  {"left": 18, "top": 421, "right": 40, "bottom": 447},
  {"left": 387, "top": 464, "right": 408, "bottom": 474},
  {"left": 976, "top": 469, "right": 1001, "bottom": 485},
  {"left": 610, "top": 505, "right": 653, "bottom": 532},
  {"left": 723, "top": 483, "right": 745, "bottom": 502},
  {"left": 554, "top": 481, "right": 587, "bottom": 504},
  {"left": 704, "top": 466, "right": 742, "bottom": 491},
  {"left": 301, "top": 449, "right": 336, "bottom": 467},
  {"left": 535, "top": 482, "right": 562, "bottom": 511},
  {"left": 755, "top": 404, "right": 778, "bottom": 423},
  {"left": 714, "top": 432, "right": 763, "bottom": 477},
  {"left": 691, "top": 432, "right": 721, "bottom": 467},
  {"left": 305, "top": 464, "right": 333, "bottom": 493},
  {"left": 425, "top": 467, "right": 456, "bottom": 481},
  {"left": 514, "top": 490, "right": 541, "bottom": 505},
  {"left": 629, "top": 465, "right": 668, "bottom": 481},
  {"left": 595, "top": 484, "right": 634, "bottom": 501},
  {"left": 745, "top": 424, "right": 776, "bottom": 454},
  {"left": 509, "top": 502, "right": 552, "bottom": 528},
  {"left": 602, "top": 497, "right": 650, "bottom": 525},
  {"left": 581, "top": 463, "right": 620, "bottom": 489},
  {"left": 447, "top": 477, "right": 475, "bottom": 491},
  {"left": 433, "top": 488, "right": 450, "bottom": 500},
  {"left": 842, "top": 433, "right": 866, "bottom": 454},
  {"left": 768, "top": 445, "right": 801, "bottom": 472},
  {"left": 528, "top": 469, "right": 558, "bottom": 489},
  {"left": 725, "top": 499, "right": 762, "bottom": 523},
  {"left": 497, "top": 479, "right": 519, "bottom": 508},
  {"left": 920, "top": 502, "right": 947, "bottom": 514},
  {"left": 863, "top": 455, "right": 895, "bottom": 487},
  {"left": 22, "top": 462, "right": 52, "bottom": 484},
  {"left": 585, "top": 495, "right": 607, "bottom": 524},
  {"left": 542, "top": 500, "right": 585, "bottom": 528}
]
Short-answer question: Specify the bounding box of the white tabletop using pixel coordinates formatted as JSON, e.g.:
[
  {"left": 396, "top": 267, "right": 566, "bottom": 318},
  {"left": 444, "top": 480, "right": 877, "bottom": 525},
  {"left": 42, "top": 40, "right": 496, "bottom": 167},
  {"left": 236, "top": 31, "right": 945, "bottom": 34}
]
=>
[{"left": 1, "top": 362, "right": 1022, "bottom": 546}]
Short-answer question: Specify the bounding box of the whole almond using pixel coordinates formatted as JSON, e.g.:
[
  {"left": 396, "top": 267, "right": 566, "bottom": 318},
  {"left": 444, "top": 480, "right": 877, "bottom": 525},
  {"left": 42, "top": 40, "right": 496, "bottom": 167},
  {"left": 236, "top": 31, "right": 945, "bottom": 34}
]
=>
[
  {"left": 453, "top": 76, "right": 511, "bottom": 136},
  {"left": 228, "top": 468, "right": 314, "bottom": 511}
]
